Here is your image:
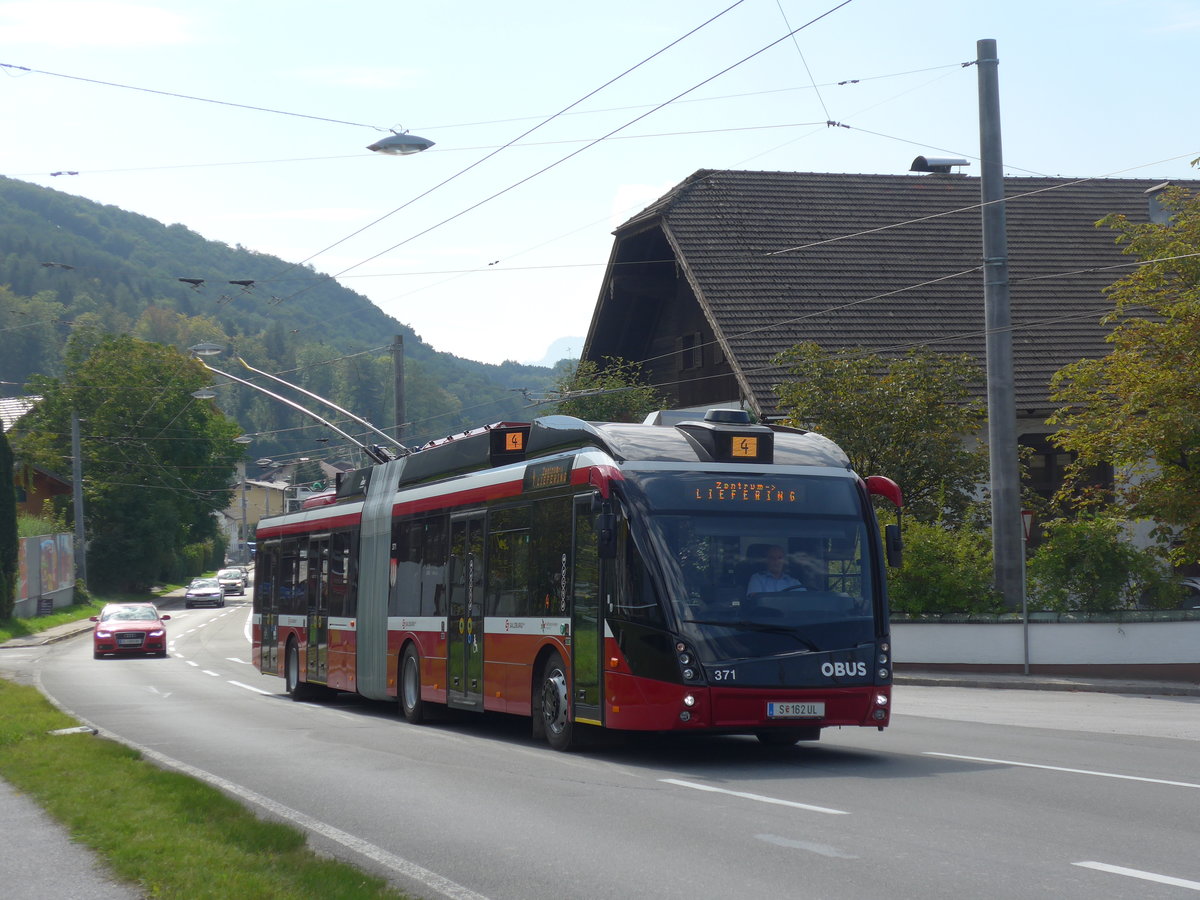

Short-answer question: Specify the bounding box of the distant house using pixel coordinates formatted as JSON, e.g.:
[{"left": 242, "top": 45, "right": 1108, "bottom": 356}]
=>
[
  {"left": 581, "top": 169, "right": 1200, "bottom": 498},
  {"left": 2, "top": 396, "right": 73, "bottom": 517}
]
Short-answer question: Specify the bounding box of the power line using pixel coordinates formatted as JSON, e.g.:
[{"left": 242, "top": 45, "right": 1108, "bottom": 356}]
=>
[
  {"left": 267, "top": 0, "right": 755, "bottom": 291},
  {"left": 319, "top": 0, "right": 859, "bottom": 286},
  {"left": 0, "top": 61, "right": 389, "bottom": 130}
]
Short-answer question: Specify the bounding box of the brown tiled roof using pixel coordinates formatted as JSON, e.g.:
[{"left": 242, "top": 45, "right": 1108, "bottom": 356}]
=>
[{"left": 604, "top": 169, "right": 1198, "bottom": 415}]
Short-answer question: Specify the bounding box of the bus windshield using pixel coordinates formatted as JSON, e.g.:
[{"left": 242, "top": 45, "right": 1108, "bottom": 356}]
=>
[
  {"left": 627, "top": 472, "right": 881, "bottom": 661},
  {"left": 649, "top": 512, "right": 878, "bottom": 659}
]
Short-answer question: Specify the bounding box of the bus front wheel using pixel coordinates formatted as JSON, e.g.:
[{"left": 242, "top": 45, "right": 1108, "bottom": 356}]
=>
[
  {"left": 400, "top": 645, "right": 426, "bottom": 724},
  {"left": 538, "top": 651, "right": 574, "bottom": 752}
]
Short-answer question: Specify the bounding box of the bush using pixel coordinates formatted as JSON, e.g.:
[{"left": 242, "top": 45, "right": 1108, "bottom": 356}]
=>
[
  {"left": 1027, "top": 516, "right": 1179, "bottom": 612},
  {"left": 887, "top": 519, "right": 1003, "bottom": 616}
]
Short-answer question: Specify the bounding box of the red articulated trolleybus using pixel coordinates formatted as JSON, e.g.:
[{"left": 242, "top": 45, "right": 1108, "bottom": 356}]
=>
[{"left": 252, "top": 409, "right": 903, "bottom": 751}]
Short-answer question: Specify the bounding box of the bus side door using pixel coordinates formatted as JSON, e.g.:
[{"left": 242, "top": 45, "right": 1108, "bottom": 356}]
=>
[
  {"left": 447, "top": 513, "right": 485, "bottom": 711},
  {"left": 306, "top": 536, "right": 330, "bottom": 684},
  {"left": 257, "top": 540, "right": 280, "bottom": 675}
]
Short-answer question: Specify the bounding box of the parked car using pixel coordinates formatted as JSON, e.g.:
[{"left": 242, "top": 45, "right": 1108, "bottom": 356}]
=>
[
  {"left": 216, "top": 567, "right": 247, "bottom": 596},
  {"left": 185, "top": 577, "right": 226, "bottom": 608},
  {"left": 91, "top": 603, "right": 171, "bottom": 658}
]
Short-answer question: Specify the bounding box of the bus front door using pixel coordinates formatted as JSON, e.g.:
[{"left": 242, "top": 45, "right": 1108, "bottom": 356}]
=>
[
  {"left": 306, "top": 536, "right": 330, "bottom": 684},
  {"left": 571, "top": 498, "right": 603, "bottom": 725},
  {"left": 447, "top": 514, "right": 484, "bottom": 712}
]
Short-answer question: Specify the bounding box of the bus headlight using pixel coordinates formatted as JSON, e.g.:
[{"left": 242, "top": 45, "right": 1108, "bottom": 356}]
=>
[{"left": 676, "top": 641, "right": 704, "bottom": 682}]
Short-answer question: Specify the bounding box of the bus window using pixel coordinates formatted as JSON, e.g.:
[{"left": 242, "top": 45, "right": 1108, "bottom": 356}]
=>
[
  {"left": 487, "top": 505, "right": 531, "bottom": 617},
  {"left": 532, "top": 498, "right": 572, "bottom": 615},
  {"left": 612, "top": 519, "right": 666, "bottom": 628},
  {"left": 281, "top": 540, "right": 306, "bottom": 616},
  {"left": 391, "top": 520, "right": 422, "bottom": 617},
  {"left": 420, "top": 515, "right": 448, "bottom": 616},
  {"left": 329, "top": 530, "right": 354, "bottom": 618}
]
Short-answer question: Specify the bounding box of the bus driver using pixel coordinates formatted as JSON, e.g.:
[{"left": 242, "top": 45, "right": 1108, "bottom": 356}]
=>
[{"left": 747, "top": 545, "right": 805, "bottom": 597}]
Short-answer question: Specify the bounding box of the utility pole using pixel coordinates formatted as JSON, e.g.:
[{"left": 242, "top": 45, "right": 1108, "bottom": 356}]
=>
[
  {"left": 70, "top": 412, "right": 87, "bottom": 588},
  {"left": 977, "top": 38, "right": 1025, "bottom": 612},
  {"left": 392, "top": 334, "right": 406, "bottom": 442},
  {"left": 238, "top": 460, "right": 249, "bottom": 565}
]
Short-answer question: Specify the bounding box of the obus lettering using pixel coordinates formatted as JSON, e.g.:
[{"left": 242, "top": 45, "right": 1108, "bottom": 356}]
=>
[{"left": 821, "top": 661, "right": 867, "bottom": 678}]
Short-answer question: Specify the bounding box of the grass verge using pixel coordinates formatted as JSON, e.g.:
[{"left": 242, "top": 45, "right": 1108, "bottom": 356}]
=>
[{"left": 0, "top": 669, "right": 410, "bottom": 898}]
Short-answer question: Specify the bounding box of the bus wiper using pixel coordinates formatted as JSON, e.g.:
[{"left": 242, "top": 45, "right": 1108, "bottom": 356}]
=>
[{"left": 683, "top": 619, "right": 820, "bottom": 651}]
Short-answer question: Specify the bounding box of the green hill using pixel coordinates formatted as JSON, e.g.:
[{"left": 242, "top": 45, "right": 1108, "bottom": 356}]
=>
[{"left": 0, "top": 176, "right": 567, "bottom": 461}]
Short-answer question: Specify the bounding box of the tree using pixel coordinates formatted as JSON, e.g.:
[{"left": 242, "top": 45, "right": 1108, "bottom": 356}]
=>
[
  {"left": 13, "top": 333, "right": 243, "bottom": 591},
  {"left": 553, "top": 358, "right": 668, "bottom": 423},
  {"left": 0, "top": 428, "right": 17, "bottom": 619},
  {"left": 1027, "top": 515, "right": 1180, "bottom": 613},
  {"left": 1048, "top": 184, "right": 1200, "bottom": 564},
  {"left": 773, "top": 343, "right": 988, "bottom": 522}
]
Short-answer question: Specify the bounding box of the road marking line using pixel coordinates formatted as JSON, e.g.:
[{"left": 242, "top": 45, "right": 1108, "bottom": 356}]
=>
[
  {"left": 1074, "top": 861, "right": 1200, "bottom": 890},
  {"left": 202, "top": 670, "right": 221, "bottom": 677},
  {"left": 757, "top": 833, "right": 858, "bottom": 858},
  {"left": 925, "top": 752, "right": 1200, "bottom": 790},
  {"left": 226, "top": 657, "right": 249, "bottom": 664},
  {"left": 185, "top": 661, "right": 199, "bottom": 667},
  {"left": 660, "top": 778, "right": 848, "bottom": 815},
  {"left": 229, "top": 680, "right": 273, "bottom": 695}
]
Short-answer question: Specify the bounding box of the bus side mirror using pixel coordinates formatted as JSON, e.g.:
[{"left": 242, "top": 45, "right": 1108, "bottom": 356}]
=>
[{"left": 884, "top": 523, "right": 903, "bottom": 569}]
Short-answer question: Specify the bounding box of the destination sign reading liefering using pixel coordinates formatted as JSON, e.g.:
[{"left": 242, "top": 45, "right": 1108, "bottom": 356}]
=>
[
  {"left": 524, "top": 459, "right": 572, "bottom": 491},
  {"left": 695, "top": 480, "right": 799, "bottom": 504}
]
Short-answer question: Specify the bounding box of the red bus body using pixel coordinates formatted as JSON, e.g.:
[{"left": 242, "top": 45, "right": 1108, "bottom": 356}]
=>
[{"left": 253, "top": 412, "right": 898, "bottom": 750}]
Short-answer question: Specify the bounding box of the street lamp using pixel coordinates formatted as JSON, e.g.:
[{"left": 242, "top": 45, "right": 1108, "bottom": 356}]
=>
[
  {"left": 367, "top": 130, "right": 435, "bottom": 155},
  {"left": 189, "top": 342, "right": 225, "bottom": 357}
]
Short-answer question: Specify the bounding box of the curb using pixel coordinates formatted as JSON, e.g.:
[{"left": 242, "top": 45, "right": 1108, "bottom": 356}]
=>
[{"left": 894, "top": 673, "right": 1200, "bottom": 697}]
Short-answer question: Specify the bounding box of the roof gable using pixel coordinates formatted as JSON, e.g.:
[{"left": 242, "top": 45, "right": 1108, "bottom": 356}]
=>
[{"left": 586, "top": 169, "right": 1199, "bottom": 415}]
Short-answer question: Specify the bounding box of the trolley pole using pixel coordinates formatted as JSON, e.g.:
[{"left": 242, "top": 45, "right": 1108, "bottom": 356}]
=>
[{"left": 977, "top": 38, "right": 1025, "bottom": 613}]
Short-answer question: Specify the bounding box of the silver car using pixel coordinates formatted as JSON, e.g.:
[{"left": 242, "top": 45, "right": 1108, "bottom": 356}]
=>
[
  {"left": 216, "top": 568, "right": 246, "bottom": 596},
  {"left": 185, "top": 578, "right": 225, "bottom": 609}
]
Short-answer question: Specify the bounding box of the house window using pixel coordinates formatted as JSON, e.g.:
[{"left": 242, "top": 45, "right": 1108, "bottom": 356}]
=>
[
  {"left": 680, "top": 333, "right": 702, "bottom": 370},
  {"left": 1020, "top": 433, "right": 1112, "bottom": 503}
]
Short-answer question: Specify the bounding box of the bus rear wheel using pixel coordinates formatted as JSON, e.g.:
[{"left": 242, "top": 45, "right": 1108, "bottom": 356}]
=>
[
  {"left": 538, "top": 651, "right": 575, "bottom": 752},
  {"left": 285, "top": 641, "right": 315, "bottom": 701},
  {"left": 400, "top": 645, "right": 426, "bottom": 724}
]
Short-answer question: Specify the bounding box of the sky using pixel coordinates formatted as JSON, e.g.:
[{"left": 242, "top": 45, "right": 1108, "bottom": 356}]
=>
[{"left": 3, "top": 0, "right": 1199, "bottom": 366}]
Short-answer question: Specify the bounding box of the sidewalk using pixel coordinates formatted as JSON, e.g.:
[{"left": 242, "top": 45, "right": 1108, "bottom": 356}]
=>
[{"left": 0, "top": 777, "right": 142, "bottom": 900}]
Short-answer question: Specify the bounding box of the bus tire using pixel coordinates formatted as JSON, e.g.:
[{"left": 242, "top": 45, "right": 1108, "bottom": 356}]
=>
[
  {"left": 400, "top": 645, "right": 426, "bottom": 724},
  {"left": 285, "top": 640, "right": 314, "bottom": 701},
  {"left": 538, "top": 651, "right": 574, "bottom": 752}
]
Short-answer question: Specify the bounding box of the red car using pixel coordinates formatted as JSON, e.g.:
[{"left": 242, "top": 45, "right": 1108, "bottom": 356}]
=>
[{"left": 91, "top": 603, "right": 171, "bottom": 658}]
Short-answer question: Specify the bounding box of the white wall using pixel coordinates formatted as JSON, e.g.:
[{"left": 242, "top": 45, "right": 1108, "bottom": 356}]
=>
[{"left": 893, "top": 619, "right": 1200, "bottom": 666}]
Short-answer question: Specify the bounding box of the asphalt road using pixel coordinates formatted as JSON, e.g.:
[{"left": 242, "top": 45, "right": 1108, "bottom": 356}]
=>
[{"left": 5, "top": 598, "right": 1199, "bottom": 900}]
